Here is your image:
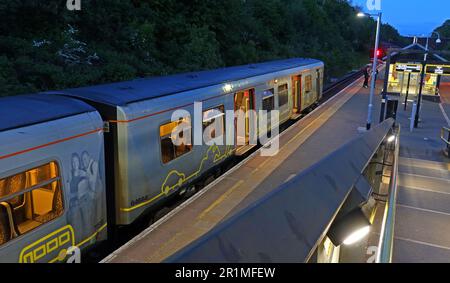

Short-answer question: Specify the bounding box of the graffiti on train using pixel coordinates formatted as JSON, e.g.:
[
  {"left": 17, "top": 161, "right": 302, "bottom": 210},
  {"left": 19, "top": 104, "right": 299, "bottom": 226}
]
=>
[{"left": 68, "top": 151, "right": 106, "bottom": 243}]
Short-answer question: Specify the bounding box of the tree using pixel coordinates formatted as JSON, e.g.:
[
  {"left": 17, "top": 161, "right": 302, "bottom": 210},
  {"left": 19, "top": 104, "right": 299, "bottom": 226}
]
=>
[{"left": 0, "top": 0, "right": 407, "bottom": 96}]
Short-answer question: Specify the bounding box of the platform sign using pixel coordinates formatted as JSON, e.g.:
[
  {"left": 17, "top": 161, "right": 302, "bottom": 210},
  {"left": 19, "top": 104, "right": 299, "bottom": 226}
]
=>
[
  {"left": 395, "top": 63, "right": 422, "bottom": 73},
  {"left": 425, "top": 65, "right": 450, "bottom": 76}
]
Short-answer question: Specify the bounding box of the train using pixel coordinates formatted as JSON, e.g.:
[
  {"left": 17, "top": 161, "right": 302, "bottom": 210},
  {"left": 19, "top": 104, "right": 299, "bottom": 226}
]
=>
[{"left": 0, "top": 58, "right": 324, "bottom": 263}]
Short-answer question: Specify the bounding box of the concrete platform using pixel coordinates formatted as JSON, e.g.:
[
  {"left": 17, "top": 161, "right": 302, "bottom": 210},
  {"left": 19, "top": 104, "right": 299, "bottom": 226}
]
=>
[
  {"left": 392, "top": 84, "right": 450, "bottom": 262},
  {"left": 102, "top": 70, "right": 387, "bottom": 263}
]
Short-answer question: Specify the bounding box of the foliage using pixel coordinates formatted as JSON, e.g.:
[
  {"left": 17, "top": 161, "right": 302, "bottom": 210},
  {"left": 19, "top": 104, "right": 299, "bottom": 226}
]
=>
[
  {"left": 435, "top": 20, "right": 450, "bottom": 51},
  {"left": 0, "top": 0, "right": 407, "bottom": 96}
]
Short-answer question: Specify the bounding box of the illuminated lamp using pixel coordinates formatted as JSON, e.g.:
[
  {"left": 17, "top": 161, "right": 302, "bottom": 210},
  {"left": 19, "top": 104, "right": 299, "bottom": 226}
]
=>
[
  {"left": 327, "top": 176, "right": 374, "bottom": 246},
  {"left": 328, "top": 208, "right": 371, "bottom": 246},
  {"left": 223, "top": 84, "right": 233, "bottom": 93},
  {"left": 387, "top": 135, "right": 396, "bottom": 143},
  {"left": 376, "top": 49, "right": 382, "bottom": 57},
  {"left": 357, "top": 12, "right": 366, "bottom": 17}
]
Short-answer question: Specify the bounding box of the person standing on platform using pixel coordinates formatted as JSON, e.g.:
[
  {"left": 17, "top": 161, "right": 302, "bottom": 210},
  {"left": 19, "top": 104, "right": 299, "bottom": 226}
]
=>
[{"left": 363, "top": 66, "right": 370, "bottom": 88}]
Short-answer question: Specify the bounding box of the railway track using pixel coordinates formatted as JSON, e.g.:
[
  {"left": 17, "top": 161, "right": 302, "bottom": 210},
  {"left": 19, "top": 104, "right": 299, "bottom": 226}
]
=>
[{"left": 89, "top": 67, "right": 366, "bottom": 263}]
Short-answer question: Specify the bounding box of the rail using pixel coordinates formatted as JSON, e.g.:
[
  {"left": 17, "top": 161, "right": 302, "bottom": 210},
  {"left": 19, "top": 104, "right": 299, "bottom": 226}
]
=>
[
  {"left": 376, "top": 125, "right": 401, "bottom": 263},
  {"left": 322, "top": 69, "right": 364, "bottom": 101}
]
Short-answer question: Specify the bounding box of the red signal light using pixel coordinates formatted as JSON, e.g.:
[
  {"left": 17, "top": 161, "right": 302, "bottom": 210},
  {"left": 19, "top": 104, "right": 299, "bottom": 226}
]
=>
[{"left": 376, "top": 49, "right": 382, "bottom": 57}]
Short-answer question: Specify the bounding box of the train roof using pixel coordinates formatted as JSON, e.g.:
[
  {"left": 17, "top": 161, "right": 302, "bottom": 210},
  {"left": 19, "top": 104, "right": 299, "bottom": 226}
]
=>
[
  {"left": 0, "top": 94, "right": 96, "bottom": 132},
  {"left": 52, "top": 58, "right": 323, "bottom": 106}
]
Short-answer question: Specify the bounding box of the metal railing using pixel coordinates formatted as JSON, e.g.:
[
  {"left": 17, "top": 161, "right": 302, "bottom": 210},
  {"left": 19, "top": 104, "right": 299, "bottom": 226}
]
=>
[{"left": 376, "top": 125, "right": 401, "bottom": 263}]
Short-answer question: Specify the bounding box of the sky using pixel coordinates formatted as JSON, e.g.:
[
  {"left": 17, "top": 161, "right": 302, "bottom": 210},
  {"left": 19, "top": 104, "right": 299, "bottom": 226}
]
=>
[{"left": 350, "top": 0, "right": 449, "bottom": 36}]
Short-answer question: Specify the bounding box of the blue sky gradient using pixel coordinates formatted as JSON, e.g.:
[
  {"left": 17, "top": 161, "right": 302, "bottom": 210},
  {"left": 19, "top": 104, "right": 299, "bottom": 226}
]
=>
[{"left": 350, "top": 0, "right": 449, "bottom": 36}]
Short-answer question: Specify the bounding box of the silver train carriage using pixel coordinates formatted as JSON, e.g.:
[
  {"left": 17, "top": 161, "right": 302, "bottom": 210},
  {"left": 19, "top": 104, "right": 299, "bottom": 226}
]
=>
[
  {"left": 0, "top": 95, "right": 107, "bottom": 263},
  {"left": 0, "top": 58, "right": 323, "bottom": 262}
]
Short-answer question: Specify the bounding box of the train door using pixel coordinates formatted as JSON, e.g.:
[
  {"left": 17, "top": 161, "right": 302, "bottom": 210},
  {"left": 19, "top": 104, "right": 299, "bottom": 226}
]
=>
[
  {"left": 316, "top": 69, "right": 321, "bottom": 102},
  {"left": 234, "top": 89, "right": 256, "bottom": 155},
  {"left": 291, "top": 75, "right": 302, "bottom": 119}
]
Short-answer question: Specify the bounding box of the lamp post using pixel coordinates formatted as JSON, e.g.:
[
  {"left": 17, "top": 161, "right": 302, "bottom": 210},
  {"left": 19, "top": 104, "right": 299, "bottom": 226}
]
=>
[
  {"left": 414, "top": 32, "right": 442, "bottom": 128},
  {"left": 425, "top": 32, "right": 442, "bottom": 54},
  {"left": 358, "top": 12, "right": 382, "bottom": 130}
]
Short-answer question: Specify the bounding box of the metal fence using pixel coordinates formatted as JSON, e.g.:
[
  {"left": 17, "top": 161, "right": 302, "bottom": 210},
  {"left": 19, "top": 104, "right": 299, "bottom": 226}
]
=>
[{"left": 376, "top": 125, "right": 401, "bottom": 263}]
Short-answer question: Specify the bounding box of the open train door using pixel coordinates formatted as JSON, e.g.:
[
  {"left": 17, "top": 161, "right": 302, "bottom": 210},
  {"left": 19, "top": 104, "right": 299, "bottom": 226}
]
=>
[
  {"left": 291, "top": 75, "right": 302, "bottom": 119},
  {"left": 234, "top": 89, "right": 256, "bottom": 156}
]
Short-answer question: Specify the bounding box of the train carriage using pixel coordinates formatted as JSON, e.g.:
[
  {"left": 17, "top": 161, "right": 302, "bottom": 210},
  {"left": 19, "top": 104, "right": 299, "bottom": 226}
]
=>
[
  {"left": 0, "top": 95, "right": 107, "bottom": 262},
  {"left": 52, "top": 58, "right": 324, "bottom": 226}
]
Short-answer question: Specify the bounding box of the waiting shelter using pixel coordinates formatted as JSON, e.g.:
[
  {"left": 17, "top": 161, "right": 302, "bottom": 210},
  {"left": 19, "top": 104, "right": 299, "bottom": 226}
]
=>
[{"left": 384, "top": 38, "right": 449, "bottom": 103}]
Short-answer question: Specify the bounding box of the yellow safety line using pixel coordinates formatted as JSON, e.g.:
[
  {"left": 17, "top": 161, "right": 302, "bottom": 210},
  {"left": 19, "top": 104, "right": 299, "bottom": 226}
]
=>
[{"left": 197, "top": 180, "right": 244, "bottom": 220}]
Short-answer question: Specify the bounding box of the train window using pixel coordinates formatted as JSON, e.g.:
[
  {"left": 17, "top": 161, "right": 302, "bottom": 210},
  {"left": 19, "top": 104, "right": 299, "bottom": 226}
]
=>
[
  {"left": 203, "top": 105, "right": 225, "bottom": 144},
  {"left": 262, "top": 91, "right": 275, "bottom": 112},
  {"left": 160, "top": 118, "right": 193, "bottom": 164},
  {"left": 305, "top": 75, "right": 313, "bottom": 93},
  {"left": 278, "top": 84, "right": 289, "bottom": 107},
  {"left": 0, "top": 161, "right": 64, "bottom": 245},
  {"left": 263, "top": 91, "right": 275, "bottom": 129}
]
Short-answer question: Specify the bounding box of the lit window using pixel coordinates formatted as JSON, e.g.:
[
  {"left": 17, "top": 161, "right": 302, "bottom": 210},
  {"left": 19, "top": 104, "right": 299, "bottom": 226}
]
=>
[
  {"left": 278, "top": 84, "right": 289, "bottom": 107},
  {"left": 160, "top": 118, "right": 193, "bottom": 164},
  {"left": 203, "top": 105, "right": 225, "bottom": 144},
  {"left": 0, "top": 162, "right": 64, "bottom": 246}
]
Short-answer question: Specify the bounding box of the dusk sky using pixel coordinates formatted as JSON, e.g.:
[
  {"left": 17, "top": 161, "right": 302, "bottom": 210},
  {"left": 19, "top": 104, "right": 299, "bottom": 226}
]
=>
[{"left": 351, "top": 0, "right": 449, "bottom": 36}]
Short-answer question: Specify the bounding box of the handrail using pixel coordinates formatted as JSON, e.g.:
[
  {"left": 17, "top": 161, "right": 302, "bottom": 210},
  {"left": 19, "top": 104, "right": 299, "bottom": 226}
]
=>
[
  {"left": 441, "top": 127, "right": 450, "bottom": 146},
  {"left": 376, "top": 125, "right": 401, "bottom": 263}
]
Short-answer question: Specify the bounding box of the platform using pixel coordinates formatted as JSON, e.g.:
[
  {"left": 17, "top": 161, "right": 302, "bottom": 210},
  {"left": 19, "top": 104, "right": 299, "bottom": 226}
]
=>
[
  {"left": 102, "top": 70, "right": 387, "bottom": 263},
  {"left": 392, "top": 77, "right": 450, "bottom": 263}
]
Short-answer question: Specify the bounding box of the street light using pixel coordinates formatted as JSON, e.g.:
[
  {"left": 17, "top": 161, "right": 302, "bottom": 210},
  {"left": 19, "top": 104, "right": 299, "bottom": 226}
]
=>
[
  {"left": 425, "top": 31, "right": 442, "bottom": 51},
  {"left": 357, "top": 12, "right": 366, "bottom": 17},
  {"left": 414, "top": 31, "right": 442, "bottom": 128},
  {"left": 358, "top": 11, "right": 382, "bottom": 130}
]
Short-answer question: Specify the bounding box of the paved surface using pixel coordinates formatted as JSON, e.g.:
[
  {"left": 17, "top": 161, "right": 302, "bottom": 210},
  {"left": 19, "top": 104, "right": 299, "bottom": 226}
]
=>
[
  {"left": 103, "top": 70, "right": 385, "bottom": 263},
  {"left": 392, "top": 79, "right": 450, "bottom": 262}
]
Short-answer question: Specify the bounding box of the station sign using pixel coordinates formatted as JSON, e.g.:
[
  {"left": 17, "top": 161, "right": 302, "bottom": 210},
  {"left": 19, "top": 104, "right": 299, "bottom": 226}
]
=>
[
  {"left": 395, "top": 63, "right": 422, "bottom": 73},
  {"left": 425, "top": 65, "right": 450, "bottom": 76}
]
